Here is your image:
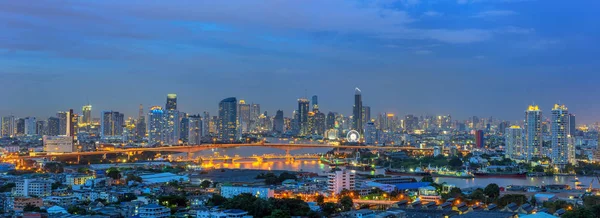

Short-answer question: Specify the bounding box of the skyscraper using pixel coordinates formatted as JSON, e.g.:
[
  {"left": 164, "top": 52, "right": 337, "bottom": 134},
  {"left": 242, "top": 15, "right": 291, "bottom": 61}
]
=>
[
  {"left": 166, "top": 94, "right": 177, "bottom": 110},
  {"left": 364, "top": 122, "right": 377, "bottom": 145},
  {"left": 218, "top": 97, "right": 238, "bottom": 142},
  {"left": 475, "top": 130, "right": 484, "bottom": 148},
  {"left": 47, "top": 117, "right": 60, "bottom": 136},
  {"left": 505, "top": 126, "right": 524, "bottom": 160},
  {"left": 250, "top": 103, "right": 260, "bottom": 132},
  {"left": 148, "top": 106, "right": 165, "bottom": 146},
  {"left": 188, "top": 115, "right": 202, "bottom": 145},
  {"left": 100, "top": 111, "right": 124, "bottom": 139},
  {"left": 297, "top": 98, "right": 310, "bottom": 136},
  {"left": 82, "top": 105, "right": 92, "bottom": 125},
  {"left": 15, "top": 118, "right": 25, "bottom": 136},
  {"left": 238, "top": 100, "right": 251, "bottom": 133},
  {"left": 326, "top": 112, "right": 335, "bottom": 130},
  {"left": 551, "top": 104, "right": 572, "bottom": 166},
  {"left": 24, "top": 117, "right": 36, "bottom": 136},
  {"left": 273, "top": 110, "right": 284, "bottom": 133},
  {"left": 362, "top": 106, "right": 371, "bottom": 125},
  {"left": 36, "top": 120, "right": 47, "bottom": 136},
  {"left": 136, "top": 104, "right": 146, "bottom": 140},
  {"left": 66, "top": 109, "right": 75, "bottom": 137},
  {"left": 57, "top": 111, "right": 67, "bottom": 135},
  {"left": 525, "top": 105, "right": 542, "bottom": 161},
  {"left": 1, "top": 116, "right": 15, "bottom": 137},
  {"left": 353, "top": 88, "right": 363, "bottom": 134},
  {"left": 311, "top": 95, "right": 318, "bottom": 111},
  {"left": 569, "top": 113, "right": 576, "bottom": 135},
  {"left": 202, "top": 111, "right": 210, "bottom": 136},
  {"left": 180, "top": 113, "right": 189, "bottom": 143}
]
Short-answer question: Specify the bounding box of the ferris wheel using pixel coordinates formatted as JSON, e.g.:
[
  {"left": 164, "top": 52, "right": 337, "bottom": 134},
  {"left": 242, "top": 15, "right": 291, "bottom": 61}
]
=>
[{"left": 346, "top": 130, "right": 360, "bottom": 143}]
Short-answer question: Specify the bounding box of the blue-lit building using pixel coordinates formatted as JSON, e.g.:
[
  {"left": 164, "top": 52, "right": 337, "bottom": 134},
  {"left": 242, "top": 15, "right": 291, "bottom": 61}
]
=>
[
  {"left": 148, "top": 106, "right": 165, "bottom": 146},
  {"left": 218, "top": 97, "right": 237, "bottom": 142}
]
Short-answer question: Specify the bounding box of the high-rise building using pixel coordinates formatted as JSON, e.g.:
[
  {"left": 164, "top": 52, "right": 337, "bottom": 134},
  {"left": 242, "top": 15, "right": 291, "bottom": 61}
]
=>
[
  {"left": 202, "top": 111, "right": 210, "bottom": 136},
  {"left": 525, "top": 105, "right": 542, "bottom": 161},
  {"left": 238, "top": 100, "right": 251, "bottom": 133},
  {"left": 569, "top": 114, "right": 576, "bottom": 135},
  {"left": 15, "top": 118, "right": 25, "bottom": 136},
  {"left": 475, "top": 130, "right": 484, "bottom": 148},
  {"left": 47, "top": 117, "right": 60, "bottom": 136},
  {"left": 551, "top": 104, "right": 572, "bottom": 166},
  {"left": 297, "top": 98, "right": 310, "bottom": 136},
  {"left": 1, "top": 116, "right": 15, "bottom": 137},
  {"left": 273, "top": 110, "right": 284, "bottom": 133},
  {"left": 180, "top": 114, "right": 189, "bottom": 143},
  {"left": 66, "top": 109, "right": 75, "bottom": 137},
  {"left": 101, "top": 111, "right": 124, "bottom": 139},
  {"left": 326, "top": 112, "right": 336, "bottom": 130},
  {"left": 314, "top": 111, "right": 326, "bottom": 135},
  {"left": 353, "top": 88, "right": 363, "bottom": 134},
  {"left": 43, "top": 135, "right": 74, "bottom": 153},
  {"left": 36, "top": 120, "right": 47, "bottom": 136},
  {"left": 166, "top": 94, "right": 177, "bottom": 111},
  {"left": 57, "top": 111, "right": 67, "bottom": 135},
  {"left": 362, "top": 106, "right": 371, "bottom": 125},
  {"left": 24, "top": 117, "right": 36, "bottom": 136},
  {"left": 218, "top": 97, "right": 238, "bottom": 142},
  {"left": 328, "top": 169, "right": 355, "bottom": 195},
  {"left": 148, "top": 106, "right": 165, "bottom": 146},
  {"left": 505, "top": 126, "right": 524, "bottom": 160},
  {"left": 136, "top": 104, "right": 146, "bottom": 140},
  {"left": 312, "top": 95, "right": 318, "bottom": 110},
  {"left": 188, "top": 115, "right": 202, "bottom": 145},
  {"left": 82, "top": 105, "right": 92, "bottom": 125},
  {"left": 164, "top": 94, "right": 180, "bottom": 145},
  {"left": 364, "top": 122, "right": 377, "bottom": 145},
  {"left": 250, "top": 103, "right": 260, "bottom": 132}
]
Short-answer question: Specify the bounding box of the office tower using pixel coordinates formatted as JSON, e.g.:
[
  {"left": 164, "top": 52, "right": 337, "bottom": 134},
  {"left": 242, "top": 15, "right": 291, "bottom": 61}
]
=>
[
  {"left": 15, "top": 118, "right": 25, "bottom": 136},
  {"left": 362, "top": 106, "right": 371, "bottom": 126},
  {"left": 1, "top": 116, "right": 15, "bottom": 137},
  {"left": 569, "top": 114, "right": 576, "bottom": 135},
  {"left": 82, "top": 105, "right": 92, "bottom": 125},
  {"left": 122, "top": 117, "right": 136, "bottom": 143},
  {"left": 404, "top": 115, "right": 419, "bottom": 132},
  {"left": 328, "top": 169, "right": 355, "bottom": 195},
  {"left": 551, "top": 104, "right": 572, "bottom": 166},
  {"left": 148, "top": 106, "right": 165, "bottom": 146},
  {"left": 47, "top": 117, "right": 60, "bottom": 136},
  {"left": 57, "top": 111, "right": 67, "bottom": 135},
  {"left": 24, "top": 117, "right": 36, "bottom": 136},
  {"left": 297, "top": 98, "right": 310, "bottom": 136},
  {"left": 100, "top": 111, "right": 124, "bottom": 139},
  {"left": 180, "top": 114, "right": 189, "bottom": 143},
  {"left": 471, "top": 116, "right": 480, "bottom": 129},
  {"left": 364, "top": 122, "right": 377, "bottom": 145},
  {"left": 326, "top": 112, "right": 335, "bottom": 130},
  {"left": 314, "top": 111, "right": 326, "bottom": 135},
  {"left": 166, "top": 94, "right": 177, "bottom": 110},
  {"left": 218, "top": 97, "right": 238, "bottom": 142},
  {"left": 188, "top": 115, "right": 202, "bottom": 145},
  {"left": 475, "top": 130, "right": 484, "bottom": 148},
  {"left": 312, "top": 95, "right": 318, "bottom": 110},
  {"left": 505, "top": 126, "right": 524, "bottom": 160},
  {"left": 238, "top": 100, "right": 250, "bottom": 133},
  {"left": 66, "top": 109, "right": 75, "bottom": 136},
  {"left": 249, "top": 103, "right": 260, "bottom": 132},
  {"left": 136, "top": 104, "right": 146, "bottom": 140},
  {"left": 36, "top": 120, "right": 47, "bottom": 136},
  {"left": 308, "top": 111, "right": 315, "bottom": 134},
  {"left": 353, "top": 88, "right": 363, "bottom": 133},
  {"left": 498, "top": 121, "right": 509, "bottom": 135},
  {"left": 164, "top": 94, "right": 180, "bottom": 145},
  {"left": 202, "top": 111, "right": 210, "bottom": 136},
  {"left": 525, "top": 105, "right": 542, "bottom": 161},
  {"left": 273, "top": 110, "right": 284, "bottom": 133},
  {"left": 210, "top": 116, "right": 218, "bottom": 134}
]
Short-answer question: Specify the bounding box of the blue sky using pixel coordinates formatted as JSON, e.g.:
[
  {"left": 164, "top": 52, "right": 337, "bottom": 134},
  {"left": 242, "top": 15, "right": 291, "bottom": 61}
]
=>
[{"left": 0, "top": 0, "right": 598, "bottom": 123}]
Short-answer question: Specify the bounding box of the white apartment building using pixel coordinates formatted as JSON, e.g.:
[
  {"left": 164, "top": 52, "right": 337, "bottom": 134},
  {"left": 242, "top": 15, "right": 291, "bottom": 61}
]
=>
[
  {"left": 328, "top": 169, "right": 355, "bottom": 195},
  {"left": 220, "top": 185, "right": 273, "bottom": 199},
  {"left": 15, "top": 179, "right": 52, "bottom": 197}
]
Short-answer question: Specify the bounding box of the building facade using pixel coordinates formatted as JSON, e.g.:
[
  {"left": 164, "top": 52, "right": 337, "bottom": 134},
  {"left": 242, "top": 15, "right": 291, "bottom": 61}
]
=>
[
  {"left": 525, "top": 105, "right": 542, "bottom": 161},
  {"left": 328, "top": 169, "right": 355, "bottom": 195},
  {"left": 505, "top": 126, "right": 524, "bottom": 160},
  {"left": 148, "top": 106, "right": 165, "bottom": 146},
  {"left": 218, "top": 97, "right": 238, "bottom": 142},
  {"left": 353, "top": 88, "right": 363, "bottom": 134},
  {"left": 551, "top": 104, "right": 574, "bottom": 166},
  {"left": 43, "top": 136, "right": 74, "bottom": 153},
  {"left": 220, "top": 186, "right": 274, "bottom": 199}
]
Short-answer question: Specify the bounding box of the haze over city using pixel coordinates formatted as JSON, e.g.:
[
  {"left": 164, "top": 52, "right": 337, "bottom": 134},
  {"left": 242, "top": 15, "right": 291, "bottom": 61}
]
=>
[{"left": 1, "top": 0, "right": 599, "bottom": 122}]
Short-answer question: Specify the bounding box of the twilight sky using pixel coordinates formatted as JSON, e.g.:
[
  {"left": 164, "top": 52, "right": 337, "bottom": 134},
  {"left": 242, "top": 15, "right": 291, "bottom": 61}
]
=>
[{"left": 0, "top": 0, "right": 599, "bottom": 123}]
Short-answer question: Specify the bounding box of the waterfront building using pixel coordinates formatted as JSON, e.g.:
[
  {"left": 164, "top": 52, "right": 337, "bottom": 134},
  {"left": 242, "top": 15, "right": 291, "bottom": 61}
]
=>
[
  {"left": 273, "top": 110, "right": 284, "bottom": 133},
  {"left": 434, "top": 146, "right": 442, "bottom": 157},
  {"left": 250, "top": 103, "right": 261, "bottom": 132},
  {"left": 328, "top": 169, "right": 355, "bottom": 195},
  {"left": 505, "top": 126, "right": 524, "bottom": 160},
  {"left": 551, "top": 104, "right": 574, "bottom": 166},
  {"left": 218, "top": 97, "right": 238, "bottom": 142},
  {"left": 188, "top": 115, "right": 202, "bottom": 145},
  {"left": 238, "top": 100, "right": 251, "bottom": 133},
  {"left": 1, "top": 116, "right": 14, "bottom": 137},
  {"left": 100, "top": 111, "right": 124, "bottom": 139},
  {"left": 525, "top": 105, "right": 542, "bottom": 161},
  {"left": 418, "top": 186, "right": 441, "bottom": 203},
  {"left": 353, "top": 88, "right": 363, "bottom": 134},
  {"left": 43, "top": 135, "right": 73, "bottom": 153},
  {"left": 475, "top": 130, "right": 484, "bottom": 148},
  {"left": 148, "top": 106, "right": 165, "bottom": 146},
  {"left": 15, "top": 179, "right": 52, "bottom": 197},
  {"left": 297, "top": 98, "right": 310, "bottom": 136},
  {"left": 220, "top": 185, "right": 274, "bottom": 199},
  {"left": 137, "top": 204, "right": 170, "bottom": 218},
  {"left": 47, "top": 117, "right": 60, "bottom": 136}
]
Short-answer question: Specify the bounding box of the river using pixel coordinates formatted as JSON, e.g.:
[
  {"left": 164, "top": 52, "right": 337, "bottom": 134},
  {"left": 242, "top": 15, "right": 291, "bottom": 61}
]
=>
[{"left": 181, "top": 146, "right": 597, "bottom": 189}]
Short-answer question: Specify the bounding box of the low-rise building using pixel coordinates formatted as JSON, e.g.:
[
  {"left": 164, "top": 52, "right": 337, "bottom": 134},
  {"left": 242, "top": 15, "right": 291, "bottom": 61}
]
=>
[
  {"left": 137, "top": 203, "right": 170, "bottom": 218},
  {"left": 14, "top": 197, "right": 43, "bottom": 211},
  {"left": 66, "top": 174, "right": 95, "bottom": 186},
  {"left": 220, "top": 185, "right": 274, "bottom": 199},
  {"left": 15, "top": 179, "right": 52, "bottom": 197}
]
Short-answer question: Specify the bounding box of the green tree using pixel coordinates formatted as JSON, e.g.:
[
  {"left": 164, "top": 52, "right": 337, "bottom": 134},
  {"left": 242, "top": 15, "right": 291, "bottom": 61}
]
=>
[
  {"left": 207, "top": 194, "right": 228, "bottom": 206},
  {"left": 106, "top": 167, "right": 121, "bottom": 180},
  {"left": 339, "top": 196, "right": 353, "bottom": 212},
  {"left": 484, "top": 183, "right": 500, "bottom": 199},
  {"left": 43, "top": 162, "right": 64, "bottom": 173},
  {"left": 200, "top": 180, "right": 212, "bottom": 189},
  {"left": 469, "top": 188, "right": 486, "bottom": 202},
  {"left": 449, "top": 157, "right": 463, "bottom": 170},
  {"left": 447, "top": 187, "right": 463, "bottom": 199},
  {"left": 316, "top": 195, "right": 325, "bottom": 206},
  {"left": 126, "top": 174, "right": 142, "bottom": 183},
  {"left": 51, "top": 181, "right": 62, "bottom": 190},
  {"left": 583, "top": 196, "right": 600, "bottom": 208},
  {"left": 320, "top": 202, "right": 338, "bottom": 217},
  {"left": 497, "top": 194, "right": 527, "bottom": 207},
  {"left": 0, "top": 183, "right": 15, "bottom": 192},
  {"left": 562, "top": 208, "right": 595, "bottom": 218},
  {"left": 266, "top": 209, "right": 290, "bottom": 218},
  {"left": 533, "top": 165, "right": 545, "bottom": 172},
  {"left": 158, "top": 195, "right": 188, "bottom": 207},
  {"left": 421, "top": 176, "right": 434, "bottom": 183}
]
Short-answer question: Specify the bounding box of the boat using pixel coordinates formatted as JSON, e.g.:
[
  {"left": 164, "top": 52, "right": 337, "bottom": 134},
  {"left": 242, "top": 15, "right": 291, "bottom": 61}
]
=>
[
  {"left": 385, "top": 167, "right": 431, "bottom": 176},
  {"left": 474, "top": 170, "right": 527, "bottom": 178},
  {"left": 431, "top": 170, "right": 475, "bottom": 178}
]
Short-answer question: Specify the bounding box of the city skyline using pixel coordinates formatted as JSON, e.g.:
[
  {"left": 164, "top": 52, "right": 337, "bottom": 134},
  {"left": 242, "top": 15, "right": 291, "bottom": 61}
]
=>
[{"left": 1, "top": 1, "right": 599, "bottom": 122}]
